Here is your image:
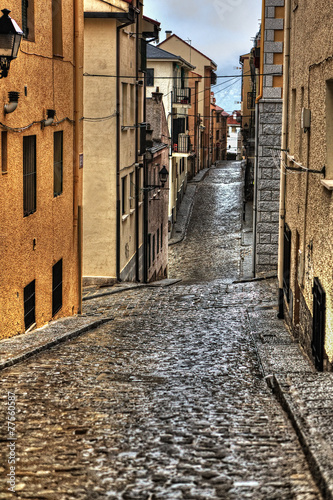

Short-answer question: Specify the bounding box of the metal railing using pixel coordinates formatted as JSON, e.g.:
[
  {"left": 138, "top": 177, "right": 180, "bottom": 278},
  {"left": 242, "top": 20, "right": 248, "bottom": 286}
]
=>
[
  {"left": 173, "top": 133, "right": 190, "bottom": 153},
  {"left": 173, "top": 87, "right": 191, "bottom": 105}
]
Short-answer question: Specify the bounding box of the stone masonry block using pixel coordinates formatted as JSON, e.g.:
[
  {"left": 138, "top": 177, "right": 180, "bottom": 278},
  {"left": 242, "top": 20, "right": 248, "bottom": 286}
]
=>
[
  {"left": 265, "top": 64, "right": 283, "bottom": 75},
  {"left": 260, "top": 134, "right": 282, "bottom": 147},
  {"left": 260, "top": 113, "right": 282, "bottom": 124},
  {"left": 257, "top": 254, "right": 271, "bottom": 266},
  {"left": 259, "top": 158, "right": 277, "bottom": 169},
  {"left": 271, "top": 233, "right": 279, "bottom": 244},
  {"left": 257, "top": 222, "right": 277, "bottom": 233},
  {"left": 265, "top": 18, "right": 284, "bottom": 30},
  {"left": 270, "top": 253, "right": 279, "bottom": 265},
  {"left": 266, "top": 6, "right": 275, "bottom": 17},
  {"left": 259, "top": 201, "right": 280, "bottom": 212},
  {"left": 271, "top": 190, "right": 281, "bottom": 201},
  {"left": 259, "top": 190, "right": 272, "bottom": 201},
  {"left": 259, "top": 179, "right": 280, "bottom": 191},
  {"left": 263, "top": 87, "right": 282, "bottom": 99},
  {"left": 265, "top": 30, "right": 275, "bottom": 42},
  {"left": 265, "top": 53, "right": 274, "bottom": 64},
  {"left": 258, "top": 243, "right": 278, "bottom": 255},
  {"left": 259, "top": 211, "right": 272, "bottom": 222},
  {"left": 263, "top": 123, "right": 282, "bottom": 135},
  {"left": 264, "top": 75, "right": 273, "bottom": 87},
  {"left": 260, "top": 233, "right": 272, "bottom": 244},
  {"left": 271, "top": 211, "right": 280, "bottom": 222},
  {"left": 264, "top": 42, "right": 283, "bottom": 54},
  {"left": 265, "top": 0, "right": 284, "bottom": 7},
  {"left": 260, "top": 168, "right": 273, "bottom": 179}
]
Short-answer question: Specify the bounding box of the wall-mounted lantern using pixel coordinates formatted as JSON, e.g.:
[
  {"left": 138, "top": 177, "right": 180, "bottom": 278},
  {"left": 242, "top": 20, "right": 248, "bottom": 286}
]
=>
[
  {"left": 159, "top": 166, "right": 169, "bottom": 187},
  {"left": 0, "top": 9, "right": 23, "bottom": 79}
]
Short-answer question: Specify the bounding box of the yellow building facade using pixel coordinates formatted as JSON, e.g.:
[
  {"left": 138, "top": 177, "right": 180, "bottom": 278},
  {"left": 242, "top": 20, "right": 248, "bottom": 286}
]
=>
[{"left": 0, "top": 1, "right": 83, "bottom": 339}]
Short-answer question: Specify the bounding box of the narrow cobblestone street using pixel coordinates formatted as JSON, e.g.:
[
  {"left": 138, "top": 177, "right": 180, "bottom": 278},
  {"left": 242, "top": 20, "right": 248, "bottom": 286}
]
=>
[{"left": 0, "top": 162, "right": 321, "bottom": 499}]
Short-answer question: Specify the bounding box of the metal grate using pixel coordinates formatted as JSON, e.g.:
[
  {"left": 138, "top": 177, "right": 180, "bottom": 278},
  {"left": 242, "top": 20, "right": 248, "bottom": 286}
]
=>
[
  {"left": 52, "top": 259, "right": 63, "bottom": 316},
  {"left": 312, "top": 277, "right": 326, "bottom": 371},
  {"left": 24, "top": 280, "right": 35, "bottom": 330}
]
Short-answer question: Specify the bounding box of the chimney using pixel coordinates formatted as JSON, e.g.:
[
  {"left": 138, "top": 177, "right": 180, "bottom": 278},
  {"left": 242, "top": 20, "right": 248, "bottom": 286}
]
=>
[
  {"left": 165, "top": 30, "right": 172, "bottom": 39},
  {"left": 152, "top": 87, "right": 163, "bottom": 103}
]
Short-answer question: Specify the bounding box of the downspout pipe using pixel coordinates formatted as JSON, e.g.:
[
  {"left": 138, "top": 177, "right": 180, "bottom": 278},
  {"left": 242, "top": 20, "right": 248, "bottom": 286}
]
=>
[
  {"left": 74, "top": 0, "right": 83, "bottom": 313},
  {"left": 135, "top": 2, "right": 140, "bottom": 282},
  {"left": 277, "top": 0, "right": 291, "bottom": 319},
  {"left": 252, "top": 0, "right": 266, "bottom": 277}
]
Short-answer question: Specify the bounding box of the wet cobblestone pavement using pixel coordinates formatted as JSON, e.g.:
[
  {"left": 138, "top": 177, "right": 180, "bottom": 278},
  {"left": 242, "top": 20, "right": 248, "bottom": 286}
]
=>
[{"left": 0, "top": 162, "right": 321, "bottom": 499}]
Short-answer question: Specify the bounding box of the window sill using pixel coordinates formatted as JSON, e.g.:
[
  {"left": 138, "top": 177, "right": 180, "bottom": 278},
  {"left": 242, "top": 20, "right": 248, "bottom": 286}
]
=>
[
  {"left": 321, "top": 179, "right": 333, "bottom": 190},
  {"left": 138, "top": 201, "right": 144, "bottom": 207},
  {"left": 2, "top": 171, "right": 8, "bottom": 175},
  {"left": 130, "top": 208, "right": 135, "bottom": 215},
  {"left": 122, "top": 214, "right": 130, "bottom": 222}
]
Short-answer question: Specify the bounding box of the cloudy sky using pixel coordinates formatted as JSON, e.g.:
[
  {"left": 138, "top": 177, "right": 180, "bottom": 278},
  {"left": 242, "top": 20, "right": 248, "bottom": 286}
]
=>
[{"left": 143, "top": 0, "right": 261, "bottom": 113}]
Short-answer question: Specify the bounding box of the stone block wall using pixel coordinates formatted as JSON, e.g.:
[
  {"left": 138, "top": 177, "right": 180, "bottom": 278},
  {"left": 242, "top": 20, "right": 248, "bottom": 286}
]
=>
[{"left": 255, "top": 0, "right": 284, "bottom": 274}]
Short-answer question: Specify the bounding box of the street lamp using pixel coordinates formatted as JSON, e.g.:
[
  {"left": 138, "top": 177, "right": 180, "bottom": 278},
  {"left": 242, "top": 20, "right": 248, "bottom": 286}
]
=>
[
  {"left": 0, "top": 9, "right": 23, "bottom": 79},
  {"left": 144, "top": 165, "right": 169, "bottom": 191},
  {"left": 159, "top": 166, "right": 169, "bottom": 187}
]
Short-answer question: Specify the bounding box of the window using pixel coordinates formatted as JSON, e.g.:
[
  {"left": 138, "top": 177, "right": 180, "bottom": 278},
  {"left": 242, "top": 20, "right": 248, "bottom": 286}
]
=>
[
  {"left": 290, "top": 89, "right": 296, "bottom": 155},
  {"left": 147, "top": 68, "right": 154, "bottom": 87},
  {"left": 52, "top": 259, "right": 63, "bottom": 316},
  {"left": 1, "top": 131, "right": 7, "bottom": 174},
  {"left": 52, "top": 0, "right": 63, "bottom": 56},
  {"left": 157, "top": 228, "right": 160, "bottom": 254},
  {"left": 326, "top": 80, "right": 333, "bottom": 178},
  {"left": 148, "top": 234, "right": 151, "bottom": 267},
  {"left": 130, "top": 172, "right": 134, "bottom": 210},
  {"left": 312, "top": 277, "right": 326, "bottom": 371},
  {"left": 23, "top": 135, "right": 36, "bottom": 217},
  {"left": 24, "top": 280, "right": 35, "bottom": 331},
  {"left": 22, "top": 0, "right": 34, "bottom": 41},
  {"left": 122, "top": 83, "right": 128, "bottom": 127},
  {"left": 283, "top": 224, "right": 291, "bottom": 302},
  {"left": 54, "top": 131, "right": 63, "bottom": 197},
  {"left": 122, "top": 176, "right": 127, "bottom": 215},
  {"left": 152, "top": 234, "right": 155, "bottom": 262},
  {"left": 130, "top": 84, "right": 135, "bottom": 125},
  {"left": 160, "top": 223, "right": 163, "bottom": 250},
  {"left": 216, "top": 130, "right": 220, "bottom": 141}
]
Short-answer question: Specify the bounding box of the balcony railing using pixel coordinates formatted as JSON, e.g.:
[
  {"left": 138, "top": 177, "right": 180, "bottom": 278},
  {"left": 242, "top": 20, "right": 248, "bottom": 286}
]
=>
[
  {"left": 173, "top": 133, "right": 190, "bottom": 153},
  {"left": 173, "top": 87, "right": 191, "bottom": 105}
]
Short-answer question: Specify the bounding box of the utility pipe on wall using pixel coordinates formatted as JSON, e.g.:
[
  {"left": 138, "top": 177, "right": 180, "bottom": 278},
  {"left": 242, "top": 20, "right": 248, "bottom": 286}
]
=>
[
  {"left": 277, "top": 0, "right": 291, "bottom": 319},
  {"left": 74, "top": 0, "right": 83, "bottom": 313}
]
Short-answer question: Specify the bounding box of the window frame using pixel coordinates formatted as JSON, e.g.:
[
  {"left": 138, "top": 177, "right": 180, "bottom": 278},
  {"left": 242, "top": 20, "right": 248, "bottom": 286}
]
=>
[
  {"left": 23, "top": 135, "right": 37, "bottom": 217},
  {"left": 53, "top": 130, "right": 63, "bottom": 197}
]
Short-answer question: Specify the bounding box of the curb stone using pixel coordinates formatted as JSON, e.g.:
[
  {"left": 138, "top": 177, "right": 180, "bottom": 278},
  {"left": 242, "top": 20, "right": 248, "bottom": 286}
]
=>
[{"left": 0, "top": 317, "right": 114, "bottom": 372}]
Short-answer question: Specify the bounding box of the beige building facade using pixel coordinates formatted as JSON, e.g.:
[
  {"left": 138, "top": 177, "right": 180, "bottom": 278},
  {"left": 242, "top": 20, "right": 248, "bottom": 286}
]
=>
[
  {"left": 83, "top": 0, "right": 158, "bottom": 284},
  {"left": 280, "top": 0, "right": 333, "bottom": 371},
  {"left": 158, "top": 33, "right": 217, "bottom": 171},
  {"left": 0, "top": 1, "right": 83, "bottom": 339},
  {"left": 146, "top": 44, "right": 194, "bottom": 233}
]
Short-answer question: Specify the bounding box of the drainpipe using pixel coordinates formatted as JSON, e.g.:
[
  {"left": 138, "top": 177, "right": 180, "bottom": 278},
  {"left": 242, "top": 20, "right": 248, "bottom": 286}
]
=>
[
  {"left": 116, "top": 16, "right": 134, "bottom": 282},
  {"left": 277, "top": 0, "right": 291, "bottom": 318},
  {"left": 135, "top": 2, "right": 140, "bottom": 282},
  {"left": 252, "top": 0, "right": 266, "bottom": 278},
  {"left": 74, "top": 0, "right": 83, "bottom": 313}
]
